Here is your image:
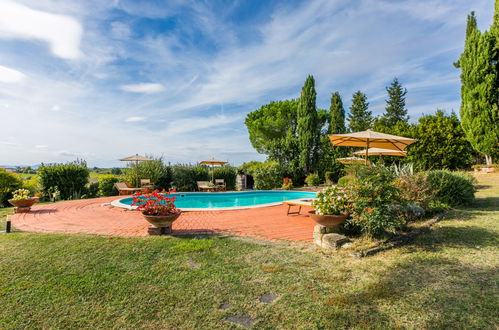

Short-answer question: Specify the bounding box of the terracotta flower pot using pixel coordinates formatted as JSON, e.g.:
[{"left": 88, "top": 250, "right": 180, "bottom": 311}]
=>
[
  {"left": 142, "top": 212, "right": 181, "bottom": 228},
  {"left": 8, "top": 197, "right": 38, "bottom": 213},
  {"left": 308, "top": 210, "right": 348, "bottom": 228}
]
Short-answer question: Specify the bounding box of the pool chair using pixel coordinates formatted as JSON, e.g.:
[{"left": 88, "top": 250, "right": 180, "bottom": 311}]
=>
[
  {"left": 140, "top": 179, "right": 154, "bottom": 190},
  {"left": 114, "top": 182, "right": 142, "bottom": 195},
  {"left": 215, "top": 179, "right": 226, "bottom": 191},
  {"left": 197, "top": 181, "right": 213, "bottom": 192}
]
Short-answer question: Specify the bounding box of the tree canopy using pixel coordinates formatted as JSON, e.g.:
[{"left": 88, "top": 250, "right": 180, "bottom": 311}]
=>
[
  {"left": 297, "top": 75, "right": 319, "bottom": 174},
  {"left": 347, "top": 91, "right": 372, "bottom": 132},
  {"left": 407, "top": 110, "right": 474, "bottom": 170},
  {"left": 328, "top": 92, "right": 346, "bottom": 134},
  {"left": 455, "top": 9, "right": 499, "bottom": 164}
]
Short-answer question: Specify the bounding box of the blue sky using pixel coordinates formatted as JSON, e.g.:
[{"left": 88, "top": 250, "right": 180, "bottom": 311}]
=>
[{"left": 0, "top": 0, "right": 494, "bottom": 167}]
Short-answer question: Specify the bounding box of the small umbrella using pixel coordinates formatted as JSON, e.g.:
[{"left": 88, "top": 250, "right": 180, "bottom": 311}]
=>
[
  {"left": 119, "top": 154, "right": 153, "bottom": 163},
  {"left": 353, "top": 147, "right": 407, "bottom": 157},
  {"left": 336, "top": 156, "right": 370, "bottom": 165},
  {"left": 199, "top": 158, "right": 228, "bottom": 182},
  {"left": 329, "top": 129, "right": 416, "bottom": 165}
]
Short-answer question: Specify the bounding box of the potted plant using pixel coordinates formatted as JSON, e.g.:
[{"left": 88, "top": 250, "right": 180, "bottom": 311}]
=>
[
  {"left": 309, "top": 186, "right": 350, "bottom": 228},
  {"left": 8, "top": 189, "right": 39, "bottom": 213},
  {"left": 132, "top": 190, "right": 181, "bottom": 233}
]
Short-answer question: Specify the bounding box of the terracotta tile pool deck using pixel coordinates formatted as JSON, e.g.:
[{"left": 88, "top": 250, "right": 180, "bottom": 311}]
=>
[{"left": 12, "top": 196, "right": 316, "bottom": 242}]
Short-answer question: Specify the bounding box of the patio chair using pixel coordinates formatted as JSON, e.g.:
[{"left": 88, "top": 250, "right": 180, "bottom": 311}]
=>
[
  {"left": 114, "top": 182, "right": 142, "bottom": 195},
  {"left": 140, "top": 179, "right": 151, "bottom": 186},
  {"left": 215, "top": 179, "right": 226, "bottom": 191},
  {"left": 197, "top": 181, "right": 212, "bottom": 192}
]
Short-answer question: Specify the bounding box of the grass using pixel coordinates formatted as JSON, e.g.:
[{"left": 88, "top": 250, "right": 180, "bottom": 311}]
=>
[{"left": 0, "top": 174, "right": 497, "bottom": 328}]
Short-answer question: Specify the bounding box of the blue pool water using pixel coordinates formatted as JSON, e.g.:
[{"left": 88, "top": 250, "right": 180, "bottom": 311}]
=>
[{"left": 119, "top": 191, "right": 316, "bottom": 209}]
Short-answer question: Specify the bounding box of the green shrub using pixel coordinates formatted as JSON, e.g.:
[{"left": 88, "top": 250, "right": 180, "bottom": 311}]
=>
[
  {"left": 426, "top": 170, "right": 476, "bottom": 207},
  {"left": 213, "top": 166, "right": 237, "bottom": 190},
  {"left": 254, "top": 163, "right": 285, "bottom": 190},
  {"left": 395, "top": 172, "right": 435, "bottom": 210},
  {"left": 155, "top": 166, "right": 173, "bottom": 191},
  {"left": 337, "top": 175, "right": 354, "bottom": 187},
  {"left": 83, "top": 182, "right": 100, "bottom": 198},
  {"left": 22, "top": 175, "right": 40, "bottom": 196},
  {"left": 98, "top": 176, "right": 120, "bottom": 196},
  {"left": 324, "top": 171, "right": 335, "bottom": 185},
  {"left": 124, "top": 158, "right": 168, "bottom": 187},
  {"left": 38, "top": 160, "right": 89, "bottom": 200},
  {"left": 171, "top": 165, "right": 209, "bottom": 191},
  {"left": 343, "top": 165, "right": 404, "bottom": 236},
  {"left": 0, "top": 169, "right": 23, "bottom": 206},
  {"left": 305, "top": 173, "right": 321, "bottom": 187}
]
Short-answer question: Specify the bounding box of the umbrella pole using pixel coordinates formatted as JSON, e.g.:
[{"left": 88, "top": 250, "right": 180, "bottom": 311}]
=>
[{"left": 365, "top": 140, "right": 370, "bottom": 166}]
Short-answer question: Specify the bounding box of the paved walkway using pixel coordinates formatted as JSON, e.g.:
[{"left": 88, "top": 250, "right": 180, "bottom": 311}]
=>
[{"left": 12, "top": 197, "right": 316, "bottom": 242}]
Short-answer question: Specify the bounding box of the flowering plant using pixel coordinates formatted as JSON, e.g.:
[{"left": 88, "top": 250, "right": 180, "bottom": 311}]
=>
[
  {"left": 312, "top": 186, "right": 350, "bottom": 215},
  {"left": 131, "top": 190, "right": 180, "bottom": 216},
  {"left": 12, "top": 189, "right": 31, "bottom": 201}
]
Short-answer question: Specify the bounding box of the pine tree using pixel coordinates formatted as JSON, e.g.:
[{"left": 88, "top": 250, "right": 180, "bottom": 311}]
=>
[
  {"left": 297, "top": 75, "right": 319, "bottom": 174},
  {"left": 347, "top": 91, "right": 372, "bottom": 132},
  {"left": 382, "top": 78, "right": 408, "bottom": 127},
  {"left": 328, "top": 92, "right": 345, "bottom": 134},
  {"left": 455, "top": 10, "right": 499, "bottom": 165}
]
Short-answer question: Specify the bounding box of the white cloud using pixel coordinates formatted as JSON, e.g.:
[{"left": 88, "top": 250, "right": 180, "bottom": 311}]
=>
[
  {"left": 120, "top": 83, "right": 165, "bottom": 94},
  {"left": 35, "top": 145, "right": 48, "bottom": 149},
  {"left": 0, "top": 0, "right": 83, "bottom": 59},
  {"left": 110, "top": 21, "right": 131, "bottom": 39},
  {"left": 51, "top": 105, "right": 61, "bottom": 111},
  {"left": 125, "top": 116, "right": 145, "bottom": 122},
  {"left": 0, "top": 65, "right": 26, "bottom": 83}
]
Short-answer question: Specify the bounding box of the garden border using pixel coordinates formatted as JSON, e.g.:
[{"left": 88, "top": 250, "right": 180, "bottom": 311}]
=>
[{"left": 351, "top": 211, "right": 448, "bottom": 258}]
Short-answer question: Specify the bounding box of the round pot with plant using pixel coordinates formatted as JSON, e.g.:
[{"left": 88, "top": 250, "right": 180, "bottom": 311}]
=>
[
  {"left": 8, "top": 189, "right": 38, "bottom": 213},
  {"left": 132, "top": 190, "right": 181, "bottom": 232},
  {"left": 310, "top": 186, "right": 350, "bottom": 228}
]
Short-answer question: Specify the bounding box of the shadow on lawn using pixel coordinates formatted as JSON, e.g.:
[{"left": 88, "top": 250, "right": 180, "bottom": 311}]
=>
[{"left": 322, "top": 256, "right": 497, "bottom": 328}]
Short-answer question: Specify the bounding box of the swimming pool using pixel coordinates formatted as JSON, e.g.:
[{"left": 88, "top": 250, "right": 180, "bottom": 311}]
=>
[{"left": 111, "top": 191, "right": 316, "bottom": 211}]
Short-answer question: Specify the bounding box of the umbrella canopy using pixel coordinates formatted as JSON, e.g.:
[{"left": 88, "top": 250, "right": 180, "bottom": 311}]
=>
[
  {"left": 353, "top": 148, "right": 407, "bottom": 157},
  {"left": 119, "top": 154, "right": 153, "bottom": 162},
  {"left": 336, "top": 157, "right": 370, "bottom": 165},
  {"left": 200, "top": 158, "right": 228, "bottom": 183},
  {"left": 329, "top": 129, "right": 416, "bottom": 151},
  {"left": 199, "top": 158, "right": 227, "bottom": 166},
  {"left": 329, "top": 129, "right": 416, "bottom": 165}
]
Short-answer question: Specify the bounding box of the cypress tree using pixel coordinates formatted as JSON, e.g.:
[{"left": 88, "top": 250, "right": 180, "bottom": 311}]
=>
[
  {"left": 455, "top": 9, "right": 499, "bottom": 165},
  {"left": 347, "top": 91, "right": 372, "bottom": 132},
  {"left": 382, "top": 78, "right": 408, "bottom": 127},
  {"left": 328, "top": 92, "right": 346, "bottom": 134},
  {"left": 297, "top": 75, "right": 318, "bottom": 174}
]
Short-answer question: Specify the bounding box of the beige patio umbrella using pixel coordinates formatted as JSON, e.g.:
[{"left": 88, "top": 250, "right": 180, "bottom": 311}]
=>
[
  {"left": 329, "top": 129, "right": 416, "bottom": 165},
  {"left": 119, "top": 154, "right": 153, "bottom": 163},
  {"left": 336, "top": 156, "right": 370, "bottom": 165},
  {"left": 353, "top": 147, "right": 407, "bottom": 157},
  {"left": 199, "top": 158, "right": 228, "bottom": 182}
]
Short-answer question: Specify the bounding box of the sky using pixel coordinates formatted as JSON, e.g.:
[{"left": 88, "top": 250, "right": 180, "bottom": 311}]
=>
[{"left": 0, "top": 0, "right": 494, "bottom": 167}]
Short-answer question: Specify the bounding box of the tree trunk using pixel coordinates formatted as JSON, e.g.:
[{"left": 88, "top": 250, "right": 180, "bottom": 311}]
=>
[{"left": 485, "top": 154, "right": 493, "bottom": 165}]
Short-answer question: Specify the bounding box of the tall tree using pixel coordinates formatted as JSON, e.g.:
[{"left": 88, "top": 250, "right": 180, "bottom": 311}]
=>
[
  {"left": 328, "top": 92, "right": 346, "bottom": 134},
  {"left": 297, "top": 75, "right": 319, "bottom": 173},
  {"left": 245, "top": 99, "right": 299, "bottom": 168},
  {"left": 347, "top": 91, "right": 372, "bottom": 132},
  {"left": 381, "top": 78, "right": 408, "bottom": 127},
  {"left": 455, "top": 10, "right": 499, "bottom": 165}
]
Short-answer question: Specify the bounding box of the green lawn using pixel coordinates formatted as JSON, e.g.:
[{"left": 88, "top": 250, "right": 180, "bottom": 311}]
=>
[{"left": 0, "top": 175, "right": 497, "bottom": 329}]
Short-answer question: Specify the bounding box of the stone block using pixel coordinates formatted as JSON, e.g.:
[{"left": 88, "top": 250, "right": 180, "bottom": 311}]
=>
[{"left": 321, "top": 233, "right": 350, "bottom": 249}]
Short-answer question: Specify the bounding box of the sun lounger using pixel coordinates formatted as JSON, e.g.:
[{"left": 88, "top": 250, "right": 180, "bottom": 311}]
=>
[
  {"left": 197, "top": 181, "right": 213, "bottom": 192},
  {"left": 283, "top": 198, "right": 315, "bottom": 215},
  {"left": 115, "top": 182, "right": 142, "bottom": 195}
]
